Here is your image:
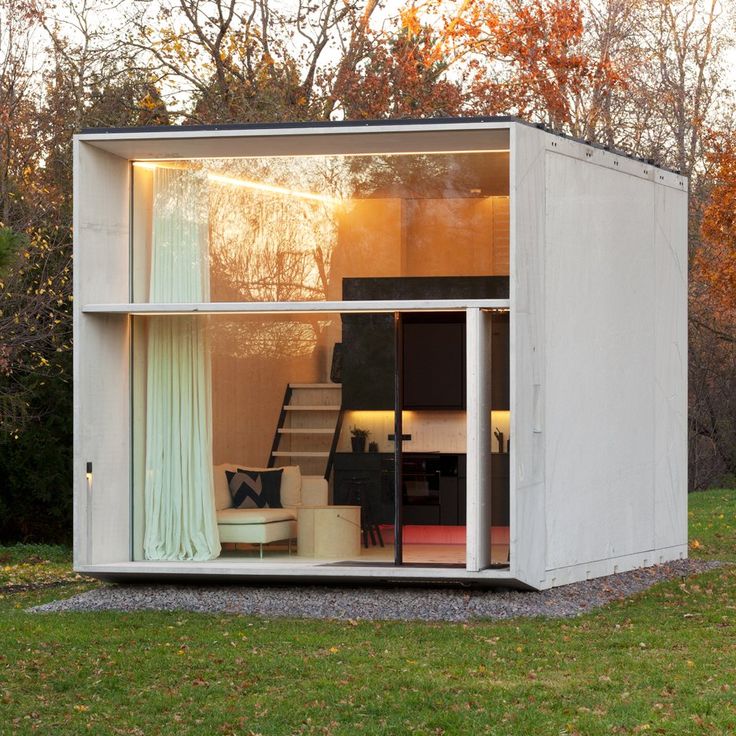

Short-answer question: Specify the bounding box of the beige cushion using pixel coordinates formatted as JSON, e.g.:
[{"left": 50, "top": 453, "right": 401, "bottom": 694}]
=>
[
  {"left": 213, "top": 464, "right": 302, "bottom": 510},
  {"left": 278, "top": 465, "right": 302, "bottom": 507},
  {"left": 216, "top": 507, "right": 296, "bottom": 525},
  {"left": 301, "top": 476, "right": 329, "bottom": 506},
  {"left": 213, "top": 464, "right": 238, "bottom": 511}
]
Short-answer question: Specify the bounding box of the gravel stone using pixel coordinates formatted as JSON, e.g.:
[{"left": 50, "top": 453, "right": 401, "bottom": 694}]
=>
[{"left": 28, "top": 559, "right": 721, "bottom": 622}]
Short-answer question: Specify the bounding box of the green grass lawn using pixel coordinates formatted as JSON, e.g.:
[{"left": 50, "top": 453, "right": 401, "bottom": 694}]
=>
[{"left": 1, "top": 489, "right": 735, "bottom": 736}]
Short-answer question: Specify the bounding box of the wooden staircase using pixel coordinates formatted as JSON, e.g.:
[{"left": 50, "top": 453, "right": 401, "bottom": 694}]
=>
[{"left": 267, "top": 384, "right": 343, "bottom": 480}]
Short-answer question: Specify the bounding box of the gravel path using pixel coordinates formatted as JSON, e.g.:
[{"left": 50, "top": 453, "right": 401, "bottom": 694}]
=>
[{"left": 29, "top": 559, "right": 720, "bottom": 622}]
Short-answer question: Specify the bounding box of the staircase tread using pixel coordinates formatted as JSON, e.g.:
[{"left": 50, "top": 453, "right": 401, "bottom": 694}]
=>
[
  {"left": 272, "top": 451, "right": 330, "bottom": 457},
  {"left": 289, "top": 383, "right": 341, "bottom": 389},
  {"left": 284, "top": 405, "right": 341, "bottom": 410},
  {"left": 271, "top": 388, "right": 343, "bottom": 478},
  {"left": 278, "top": 428, "right": 334, "bottom": 433}
]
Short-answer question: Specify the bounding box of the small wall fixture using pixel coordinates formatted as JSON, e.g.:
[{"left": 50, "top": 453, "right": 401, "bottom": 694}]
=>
[{"left": 86, "top": 462, "right": 93, "bottom": 482}]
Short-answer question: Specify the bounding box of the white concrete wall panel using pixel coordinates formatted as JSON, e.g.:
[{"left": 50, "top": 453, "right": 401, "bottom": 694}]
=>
[
  {"left": 653, "top": 184, "right": 688, "bottom": 552},
  {"left": 73, "top": 142, "right": 132, "bottom": 565},
  {"left": 544, "top": 151, "right": 659, "bottom": 571},
  {"left": 509, "top": 124, "right": 547, "bottom": 587}
]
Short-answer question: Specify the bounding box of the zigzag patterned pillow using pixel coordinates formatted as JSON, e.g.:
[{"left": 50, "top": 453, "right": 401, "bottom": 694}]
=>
[{"left": 225, "top": 468, "right": 284, "bottom": 509}]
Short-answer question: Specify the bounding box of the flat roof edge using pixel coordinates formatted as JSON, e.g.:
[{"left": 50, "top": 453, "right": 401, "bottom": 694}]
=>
[
  {"left": 78, "top": 115, "right": 523, "bottom": 137},
  {"left": 75, "top": 115, "right": 684, "bottom": 177}
]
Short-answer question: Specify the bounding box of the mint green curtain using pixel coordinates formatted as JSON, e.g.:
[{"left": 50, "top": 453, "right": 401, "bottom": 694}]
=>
[{"left": 143, "top": 168, "right": 221, "bottom": 561}]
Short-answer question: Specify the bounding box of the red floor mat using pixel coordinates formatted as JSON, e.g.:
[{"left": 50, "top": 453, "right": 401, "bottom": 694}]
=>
[{"left": 378, "top": 525, "right": 510, "bottom": 545}]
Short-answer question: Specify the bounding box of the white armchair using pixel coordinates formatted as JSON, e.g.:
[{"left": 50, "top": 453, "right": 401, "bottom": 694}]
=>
[{"left": 213, "top": 464, "right": 328, "bottom": 555}]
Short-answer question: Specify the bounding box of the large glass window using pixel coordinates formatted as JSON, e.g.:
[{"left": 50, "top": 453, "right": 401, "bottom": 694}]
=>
[
  {"left": 132, "top": 311, "right": 401, "bottom": 563},
  {"left": 132, "top": 309, "right": 511, "bottom": 567},
  {"left": 129, "top": 142, "right": 511, "bottom": 569},
  {"left": 131, "top": 151, "right": 509, "bottom": 303}
]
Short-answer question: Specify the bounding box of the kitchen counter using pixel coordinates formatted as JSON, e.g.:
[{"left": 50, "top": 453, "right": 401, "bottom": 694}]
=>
[{"left": 333, "top": 451, "right": 509, "bottom": 526}]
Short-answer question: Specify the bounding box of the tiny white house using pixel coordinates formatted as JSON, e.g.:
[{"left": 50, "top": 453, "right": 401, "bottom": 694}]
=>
[{"left": 73, "top": 117, "right": 688, "bottom": 589}]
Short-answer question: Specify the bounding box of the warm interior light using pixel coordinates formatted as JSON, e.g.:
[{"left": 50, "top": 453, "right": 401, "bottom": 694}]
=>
[
  {"left": 134, "top": 148, "right": 509, "bottom": 163},
  {"left": 343, "top": 410, "right": 418, "bottom": 422},
  {"left": 133, "top": 161, "right": 339, "bottom": 203},
  {"left": 490, "top": 410, "right": 510, "bottom": 453},
  {"left": 316, "top": 148, "right": 510, "bottom": 158},
  {"left": 207, "top": 172, "right": 338, "bottom": 204},
  {"left": 132, "top": 145, "right": 511, "bottom": 204}
]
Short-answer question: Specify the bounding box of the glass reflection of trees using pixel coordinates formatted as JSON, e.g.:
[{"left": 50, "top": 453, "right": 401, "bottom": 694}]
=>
[
  {"left": 207, "top": 156, "right": 345, "bottom": 303},
  {"left": 143, "top": 152, "right": 502, "bottom": 372},
  {"left": 208, "top": 315, "right": 332, "bottom": 361},
  {"left": 190, "top": 152, "right": 499, "bottom": 303},
  {"left": 140, "top": 152, "right": 502, "bottom": 302}
]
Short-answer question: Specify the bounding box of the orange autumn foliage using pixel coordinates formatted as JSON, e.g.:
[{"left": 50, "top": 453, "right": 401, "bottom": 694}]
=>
[
  {"left": 339, "top": 16, "right": 464, "bottom": 119},
  {"left": 436, "top": 0, "right": 628, "bottom": 135},
  {"left": 697, "top": 134, "right": 736, "bottom": 317}
]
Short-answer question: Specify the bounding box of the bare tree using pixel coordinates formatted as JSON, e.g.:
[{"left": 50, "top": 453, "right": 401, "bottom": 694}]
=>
[
  {"left": 634, "top": 0, "right": 730, "bottom": 176},
  {"left": 689, "top": 312, "right": 736, "bottom": 489},
  {"left": 129, "top": 0, "right": 379, "bottom": 123},
  {"left": 0, "top": 0, "right": 45, "bottom": 228}
]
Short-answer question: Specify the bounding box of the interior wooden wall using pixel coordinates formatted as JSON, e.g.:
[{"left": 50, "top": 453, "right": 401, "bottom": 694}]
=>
[
  {"left": 331, "top": 196, "right": 510, "bottom": 295},
  {"left": 132, "top": 167, "right": 153, "bottom": 302},
  {"left": 403, "top": 197, "right": 509, "bottom": 277},
  {"left": 209, "top": 317, "right": 325, "bottom": 467}
]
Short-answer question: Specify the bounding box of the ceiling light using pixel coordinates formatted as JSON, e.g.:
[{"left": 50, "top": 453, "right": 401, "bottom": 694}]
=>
[
  {"left": 133, "top": 162, "right": 338, "bottom": 203},
  {"left": 208, "top": 172, "right": 338, "bottom": 204}
]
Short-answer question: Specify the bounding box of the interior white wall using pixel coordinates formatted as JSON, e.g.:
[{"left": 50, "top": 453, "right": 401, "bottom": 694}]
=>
[
  {"left": 541, "top": 143, "right": 688, "bottom": 583},
  {"left": 73, "top": 140, "right": 132, "bottom": 566},
  {"left": 337, "top": 411, "right": 467, "bottom": 453}
]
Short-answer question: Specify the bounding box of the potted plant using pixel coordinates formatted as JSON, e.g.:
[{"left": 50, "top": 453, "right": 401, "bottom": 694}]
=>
[{"left": 350, "top": 426, "right": 370, "bottom": 452}]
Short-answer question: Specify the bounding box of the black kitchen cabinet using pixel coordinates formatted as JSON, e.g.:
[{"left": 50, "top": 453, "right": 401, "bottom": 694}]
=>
[
  {"left": 342, "top": 276, "right": 508, "bottom": 302},
  {"left": 402, "top": 313, "right": 465, "bottom": 409},
  {"left": 341, "top": 312, "right": 467, "bottom": 411},
  {"left": 334, "top": 452, "right": 509, "bottom": 529},
  {"left": 340, "top": 277, "right": 508, "bottom": 411},
  {"left": 333, "top": 452, "right": 394, "bottom": 524},
  {"left": 341, "top": 314, "right": 394, "bottom": 410},
  {"left": 439, "top": 477, "right": 459, "bottom": 525},
  {"left": 334, "top": 452, "right": 467, "bottom": 527}
]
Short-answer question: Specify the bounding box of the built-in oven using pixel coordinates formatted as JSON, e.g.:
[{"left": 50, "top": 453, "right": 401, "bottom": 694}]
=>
[{"left": 380, "top": 454, "right": 460, "bottom": 526}]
